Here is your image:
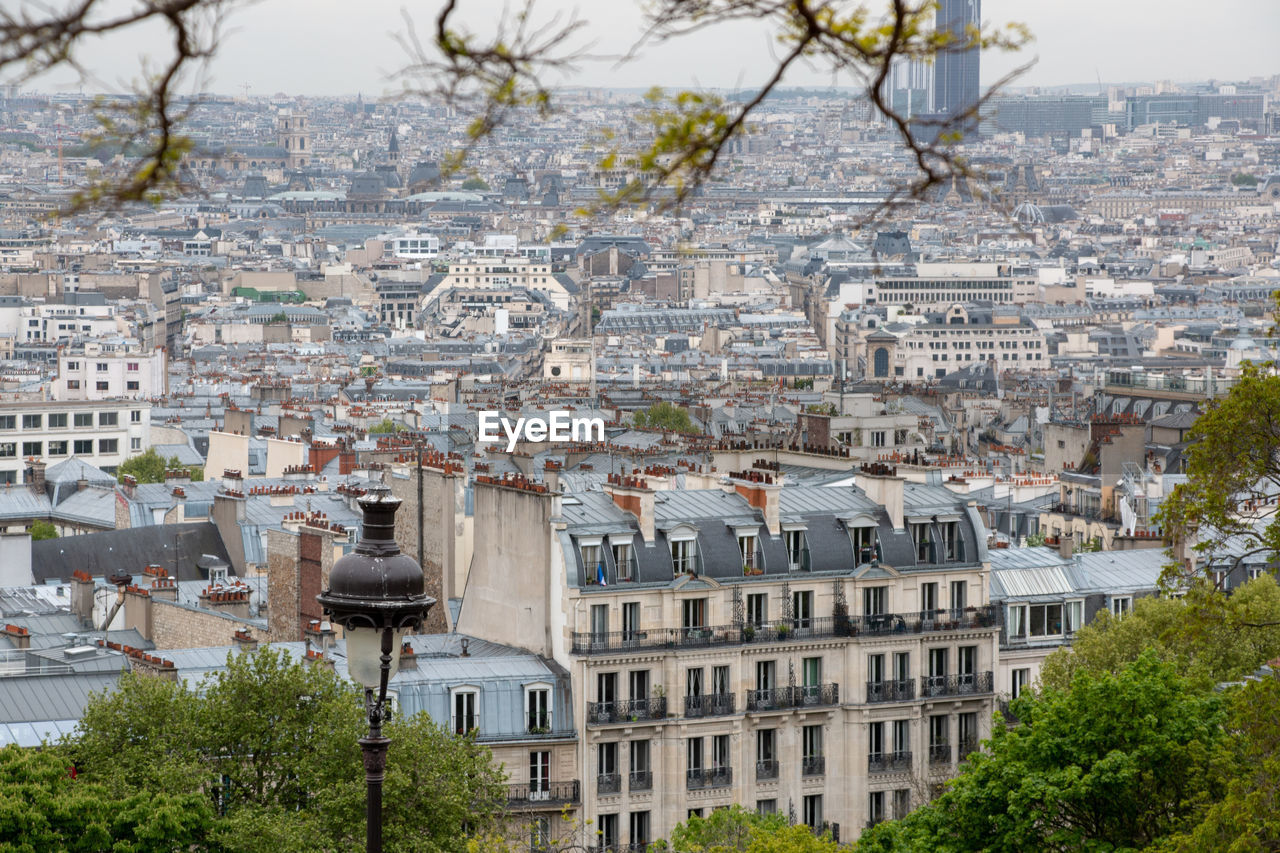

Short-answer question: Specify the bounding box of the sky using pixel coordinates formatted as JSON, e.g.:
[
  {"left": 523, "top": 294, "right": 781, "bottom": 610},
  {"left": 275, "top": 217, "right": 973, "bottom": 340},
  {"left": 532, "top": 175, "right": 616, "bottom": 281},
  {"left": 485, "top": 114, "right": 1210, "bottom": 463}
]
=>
[{"left": 17, "top": 0, "right": 1280, "bottom": 98}]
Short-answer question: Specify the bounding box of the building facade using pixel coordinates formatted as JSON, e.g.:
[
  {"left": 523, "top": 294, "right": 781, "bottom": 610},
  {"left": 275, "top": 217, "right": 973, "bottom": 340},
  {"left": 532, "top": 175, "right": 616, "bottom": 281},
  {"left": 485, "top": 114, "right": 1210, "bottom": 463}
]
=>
[{"left": 0, "top": 399, "right": 151, "bottom": 483}]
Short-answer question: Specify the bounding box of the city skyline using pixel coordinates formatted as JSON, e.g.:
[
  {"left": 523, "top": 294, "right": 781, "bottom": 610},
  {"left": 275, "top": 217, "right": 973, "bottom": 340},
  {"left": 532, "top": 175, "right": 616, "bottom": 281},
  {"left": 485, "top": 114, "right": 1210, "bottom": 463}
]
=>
[{"left": 9, "top": 0, "right": 1279, "bottom": 98}]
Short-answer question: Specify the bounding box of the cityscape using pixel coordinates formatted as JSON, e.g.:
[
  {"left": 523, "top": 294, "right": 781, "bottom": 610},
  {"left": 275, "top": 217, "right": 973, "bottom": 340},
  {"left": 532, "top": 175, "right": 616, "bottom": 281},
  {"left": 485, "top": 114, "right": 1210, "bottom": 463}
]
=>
[{"left": 1, "top": 0, "right": 1279, "bottom": 851}]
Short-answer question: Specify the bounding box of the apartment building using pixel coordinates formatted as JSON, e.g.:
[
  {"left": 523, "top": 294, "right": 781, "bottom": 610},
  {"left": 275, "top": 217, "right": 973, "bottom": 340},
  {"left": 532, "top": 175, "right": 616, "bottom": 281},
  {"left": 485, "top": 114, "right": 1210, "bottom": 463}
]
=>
[
  {"left": 53, "top": 344, "right": 167, "bottom": 401},
  {"left": 422, "top": 258, "right": 579, "bottom": 311},
  {"left": 456, "top": 463, "right": 999, "bottom": 846},
  {"left": 0, "top": 399, "right": 151, "bottom": 483},
  {"left": 873, "top": 263, "right": 1038, "bottom": 308}
]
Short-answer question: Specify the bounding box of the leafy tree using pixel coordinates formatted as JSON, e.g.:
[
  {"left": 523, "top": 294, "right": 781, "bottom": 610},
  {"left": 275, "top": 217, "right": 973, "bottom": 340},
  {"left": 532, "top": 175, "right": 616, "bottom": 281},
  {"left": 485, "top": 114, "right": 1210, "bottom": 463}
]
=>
[
  {"left": 28, "top": 519, "right": 58, "bottom": 541},
  {"left": 0, "top": 744, "right": 216, "bottom": 852},
  {"left": 632, "top": 401, "right": 699, "bottom": 433},
  {"left": 270, "top": 311, "right": 289, "bottom": 324},
  {"left": 369, "top": 418, "right": 406, "bottom": 434},
  {"left": 0, "top": 2, "right": 1028, "bottom": 211},
  {"left": 117, "top": 447, "right": 201, "bottom": 484},
  {"left": 1039, "top": 575, "right": 1280, "bottom": 693},
  {"left": 71, "top": 646, "right": 506, "bottom": 853},
  {"left": 1230, "top": 172, "right": 1259, "bottom": 186},
  {"left": 859, "top": 653, "right": 1229, "bottom": 853},
  {"left": 461, "top": 176, "right": 490, "bottom": 190},
  {"left": 1156, "top": 362, "right": 1280, "bottom": 587},
  {"left": 670, "top": 806, "right": 837, "bottom": 853}
]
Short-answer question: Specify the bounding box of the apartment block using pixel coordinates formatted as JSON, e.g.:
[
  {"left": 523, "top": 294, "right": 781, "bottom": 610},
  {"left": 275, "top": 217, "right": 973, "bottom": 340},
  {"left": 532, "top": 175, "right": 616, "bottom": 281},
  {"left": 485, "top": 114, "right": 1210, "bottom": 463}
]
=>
[{"left": 0, "top": 399, "right": 151, "bottom": 483}]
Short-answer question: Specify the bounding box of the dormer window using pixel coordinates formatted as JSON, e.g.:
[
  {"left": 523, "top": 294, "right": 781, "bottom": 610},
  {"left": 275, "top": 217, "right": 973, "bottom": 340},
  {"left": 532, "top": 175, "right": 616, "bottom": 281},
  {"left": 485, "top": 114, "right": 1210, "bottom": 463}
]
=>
[
  {"left": 735, "top": 528, "right": 759, "bottom": 572},
  {"left": 911, "top": 522, "right": 932, "bottom": 563},
  {"left": 848, "top": 523, "right": 878, "bottom": 565},
  {"left": 785, "top": 529, "right": 808, "bottom": 571},
  {"left": 671, "top": 537, "right": 698, "bottom": 576}
]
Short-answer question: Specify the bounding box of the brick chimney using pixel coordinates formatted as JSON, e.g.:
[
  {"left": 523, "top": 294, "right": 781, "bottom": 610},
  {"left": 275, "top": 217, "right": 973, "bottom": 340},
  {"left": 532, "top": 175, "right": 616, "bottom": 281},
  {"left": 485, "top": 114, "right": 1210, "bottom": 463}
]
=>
[
  {"left": 604, "top": 474, "right": 655, "bottom": 543},
  {"left": 1058, "top": 531, "right": 1074, "bottom": 559},
  {"left": 120, "top": 474, "right": 138, "bottom": 499},
  {"left": 70, "top": 570, "right": 95, "bottom": 624},
  {"left": 857, "top": 462, "right": 905, "bottom": 531},
  {"left": 232, "top": 628, "right": 259, "bottom": 651},
  {"left": 729, "top": 470, "right": 783, "bottom": 537},
  {"left": 198, "top": 584, "right": 251, "bottom": 619},
  {"left": 26, "top": 459, "right": 46, "bottom": 495},
  {"left": 2, "top": 624, "right": 30, "bottom": 650}
]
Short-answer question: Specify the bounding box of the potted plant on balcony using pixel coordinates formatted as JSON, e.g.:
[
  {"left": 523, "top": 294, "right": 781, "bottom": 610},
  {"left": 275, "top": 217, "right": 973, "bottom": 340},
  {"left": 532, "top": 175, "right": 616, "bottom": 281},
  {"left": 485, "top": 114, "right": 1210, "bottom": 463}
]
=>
[
  {"left": 776, "top": 622, "right": 790, "bottom": 639},
  {"left": 651, "top": 684, "right": 667, "bottom": 717},
  {"left": 742, "top": 623, "right": 756, "bottom": 642}
]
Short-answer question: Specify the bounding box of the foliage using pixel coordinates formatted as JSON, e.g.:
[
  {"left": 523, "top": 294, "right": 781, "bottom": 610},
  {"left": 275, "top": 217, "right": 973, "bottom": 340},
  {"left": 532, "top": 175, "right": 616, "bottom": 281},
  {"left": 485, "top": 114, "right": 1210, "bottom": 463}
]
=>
[
  {"left": 1024, "top": 531, "right": 1045, "bottom": 547},
  {"left": 1230, "top": 172, "right": 1259, "bottom": 186},
  {"left": 805, "top": 403, "right": 838, "bottom": 415},
  {"left": 461, "top": 176, "right": 490, "bottom": 190},
  {"left": 69, "top": 646, "right": 506, "bottom": 853},
  {"left": 368, "top": 418, "right": 406, "bottom": 434},
  {"left": 670, "top": 806, "right": 837, "bottom": 853},
  {"left": 117, "top": 447, "right": 201, "bottom": 484},
  {"left": 28, "top": 519, "right": 58, "bottom": 541},
  {"left": 0, "top": 744, "right": 217, "bottom": 853},
  {"left": 857, "top": 652, "right": 1229, "bottom": 853},
  {"left": 1156, "top": 362, "right": 1280, "bottom": 587},
  {"left": 269, "top": 311, "right": 289, "bottom": 323},
  {"left": 1039, "top": 575, "right": 1280, "bottom": 693},
  {"left": 632, "top": 401, "right": 699, "bottom": 433}
]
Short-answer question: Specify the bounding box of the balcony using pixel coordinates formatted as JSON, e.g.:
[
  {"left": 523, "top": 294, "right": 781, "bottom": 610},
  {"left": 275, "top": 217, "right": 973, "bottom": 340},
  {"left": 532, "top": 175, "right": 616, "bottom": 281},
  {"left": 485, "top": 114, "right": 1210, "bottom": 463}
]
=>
[
  {"left": 745, "top": 683, "right": 839, "bottom": 712},
  {"left": 597, "top": 773, "right": 622, "bottom": 795},
  {"left": 813, "top": 822, "right": 840, "bottom": 842},
  {"left": 866, "top": 678, "right": 915, "bottom": 704},
  {"left": 686, "top": 766, "right": 733, "bottom": 790},
  {"left": 684, "top": 693, "right": 736, "bottom": 718},
  {"left": 587, "top": 697, "right": 668, "bottom": 725},
  {"left": 629, "top": 769, "right": 652, "bottom": 792},
  {"left": 919, "top": 671, "right": 994, "bottom": 699},
  {"left": 801, "top": 756, "right": 826, "bottom": 777},
  {"left": 756, "top": 759, "right": 779, "bottom": 780},
  {"left": 868, "top": 751, "right": 912, "bottom": 773},
  {"left": 1049, "top": 502, "right": 1117, "bottom": 524},
  {"left": 614, "top": 554, "right": 638, "bottom": 582},
  {"left": 506, "top": 780, "right": 580, "bottom": 808},
  {"left": 570, "top": 605, "right": 1000, "bottom": 654},
  {"left": 928, "top": 743, "right": 951, "bottom": 765}
]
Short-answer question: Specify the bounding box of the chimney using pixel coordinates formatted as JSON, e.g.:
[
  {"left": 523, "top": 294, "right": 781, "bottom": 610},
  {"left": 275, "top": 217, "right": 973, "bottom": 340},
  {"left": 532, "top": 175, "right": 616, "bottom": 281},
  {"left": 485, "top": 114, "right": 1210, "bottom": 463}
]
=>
[
  {"left": 303, "top": 618, "right": 337, "bottom": 653},
  {"left": 120, "top": 474, "right": 138, "bottom": 499},
  {"left": 2, "top": 624, "right": 30, "bottom": 650},
  {"left": 605, "top": 475, "right": 656, "bottom": 544},
  {"left": 76, "top": 476, "right": 88, "bottom": 492},
  {"left": 730, "top": 470, "right": 783, "bottom": 537},
  {"left": 857, "top": 463, "right": 905, "bottom": 531},
  {"left": 70, "top": 570, "right": 95, "bottom": 624},
  {"left": 198, "top": 584, "right": 252, "bottom": 619},
  {"left": 1058, "top": 531, "right": 1074, "bottom": 559},
  {"left": 26, "top": 459, "right": 46, "bottom": 494},
  {"left": 232, "top": 628, "right": 259, "bottom": 651}
]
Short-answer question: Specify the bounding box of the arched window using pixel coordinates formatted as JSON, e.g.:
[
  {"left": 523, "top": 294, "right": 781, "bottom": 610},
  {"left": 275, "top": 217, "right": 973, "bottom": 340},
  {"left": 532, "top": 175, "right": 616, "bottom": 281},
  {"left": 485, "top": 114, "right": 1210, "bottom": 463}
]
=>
[{"left": 873, "top": 347, "right": 889, "bottom": 377}]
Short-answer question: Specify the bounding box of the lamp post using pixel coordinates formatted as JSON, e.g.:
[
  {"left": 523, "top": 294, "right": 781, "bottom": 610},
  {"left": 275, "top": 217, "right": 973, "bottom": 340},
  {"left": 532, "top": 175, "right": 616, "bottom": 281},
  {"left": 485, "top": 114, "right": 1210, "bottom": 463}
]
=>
[{"left": 317, "top": 490, "right": 434, "bottom": 853}]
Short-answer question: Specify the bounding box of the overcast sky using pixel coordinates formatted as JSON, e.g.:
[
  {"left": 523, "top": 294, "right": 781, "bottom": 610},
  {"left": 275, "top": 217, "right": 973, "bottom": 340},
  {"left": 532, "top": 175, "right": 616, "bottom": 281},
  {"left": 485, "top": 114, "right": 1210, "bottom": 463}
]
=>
[{"left": 20, "top": 0, "right": 1280, "bottom": 98}]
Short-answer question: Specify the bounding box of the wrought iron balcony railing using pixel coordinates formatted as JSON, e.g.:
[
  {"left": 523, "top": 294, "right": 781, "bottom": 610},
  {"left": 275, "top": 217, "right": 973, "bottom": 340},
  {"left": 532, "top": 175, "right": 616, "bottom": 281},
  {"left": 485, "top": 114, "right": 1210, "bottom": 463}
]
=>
[
  {"left": 868, "top": 751, "right": 912, "bottom": 773},
  {"left": 919, "top": 671, "right": 994, "bottom": 698},
  {"left": 745, "top": 683, "right": 839, "bottom": 712},
  {"left": 866, "top": 678, "right": 915, "bottom": 703},
  {"left": 586, "top": 697, "right": 668, "bottom": 724},
  {"left": 684, "top": 693, "right": 736, "bottom": 718},
  {"left": 686, "top": 766, "right": 733, "bottom": 789},
  {"left": 506, "top": 780, "right": 580, "bottom": 807}
]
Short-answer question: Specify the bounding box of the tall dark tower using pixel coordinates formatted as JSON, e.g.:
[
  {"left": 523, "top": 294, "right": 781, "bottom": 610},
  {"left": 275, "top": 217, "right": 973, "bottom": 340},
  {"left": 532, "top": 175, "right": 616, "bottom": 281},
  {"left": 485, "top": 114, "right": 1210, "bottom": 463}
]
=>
[{"left": 933, "top": 0, "right": 981, "bottom": 121}]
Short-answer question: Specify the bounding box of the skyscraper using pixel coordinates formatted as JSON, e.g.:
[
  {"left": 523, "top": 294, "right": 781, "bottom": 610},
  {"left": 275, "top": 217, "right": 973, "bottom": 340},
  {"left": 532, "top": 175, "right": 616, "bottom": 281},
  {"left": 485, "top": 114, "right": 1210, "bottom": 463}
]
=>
[{"left": 932, "top": 0, "right": 981, "bottom": 120}]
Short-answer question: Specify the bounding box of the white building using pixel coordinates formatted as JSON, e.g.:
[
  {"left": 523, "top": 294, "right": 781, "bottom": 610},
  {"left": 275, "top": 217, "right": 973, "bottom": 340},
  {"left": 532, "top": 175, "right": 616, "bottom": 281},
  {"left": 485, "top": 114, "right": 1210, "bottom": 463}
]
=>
[
  {"left": 423, "top": 258, "right": 578, "bottom": 311},
  {"left": 0, "top": 399, "right": 152, "bottom": 483},
  {"left": 53, "top": 345, "right": 167, "bottom": 401}
]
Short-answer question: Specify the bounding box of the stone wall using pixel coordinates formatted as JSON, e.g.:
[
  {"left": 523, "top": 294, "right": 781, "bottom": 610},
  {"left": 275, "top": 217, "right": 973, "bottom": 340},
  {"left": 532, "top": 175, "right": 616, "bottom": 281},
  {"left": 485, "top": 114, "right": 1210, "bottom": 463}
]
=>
[
  {"left": 151, "top": 598, "right": 269, "bottom": 650},
  {"left": 389, "top": 465, "right": 459, "bottom": 633}
]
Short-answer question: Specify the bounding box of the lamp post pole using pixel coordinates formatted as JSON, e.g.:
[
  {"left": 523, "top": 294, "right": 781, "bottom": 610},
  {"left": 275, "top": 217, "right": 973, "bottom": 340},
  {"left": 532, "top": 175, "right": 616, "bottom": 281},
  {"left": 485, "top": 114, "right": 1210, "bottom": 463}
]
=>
[{"left": 317, "top": 489, "right": 434, "bottom": 853}]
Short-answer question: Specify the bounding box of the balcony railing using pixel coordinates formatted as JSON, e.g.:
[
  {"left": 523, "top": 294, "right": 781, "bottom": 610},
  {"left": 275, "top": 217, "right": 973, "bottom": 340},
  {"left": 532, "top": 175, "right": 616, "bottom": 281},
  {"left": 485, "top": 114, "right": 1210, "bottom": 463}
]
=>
[
  {"left": 868, "top": 751, "right": 912, "bottom": 773},
  {"left": 597, "top": 773, "right": 622, "bottom": 795},
  {"left": 473, "top": 726, "right": 576, "bottom": 743},
  {"left": 506, "top": 780, "right": 580, "bottom": 807},
  {"left": 920, "top": 671, "right": 994, "bottom": 698},
  {"left": 629, "top": 769, "right": 652, "bottom": 791},
  {"left": 614, "top": 555, "right": 638, "bottom": 582},
  {"left": 928, "top": 743, "right": 951, "bottom": 765},
  {"left": 813, "top": 822, "right": 840, "bottom": 842},
  {"left": 745, "top": 683, "right": 839, "bottom": 712},
  {"left": 1049, "top": 502, "right": 1117, "bottom": 523},
  {"left": 756, "top": 759, "right": 779, "bottom": 780},
  {"left": 686, "top": 766, "right": 733, "bottom": 789},
  {"left": 587, "top": 697, "right": 668, "bottom": 724},
  {"left": 866, "top": 678, "right": 915, "bottom": 703},
  {"left": 571, "top": 606, "right": 1001, "bottom": 654},
  {"left": 684, "top": 693, "right": 736, "bottom": 718},
  {"left": 958, "top": 737, "right": 979, "bottom": 760},
  {"left": 801, "top": 756, "right": 826, "bottom": 777}
]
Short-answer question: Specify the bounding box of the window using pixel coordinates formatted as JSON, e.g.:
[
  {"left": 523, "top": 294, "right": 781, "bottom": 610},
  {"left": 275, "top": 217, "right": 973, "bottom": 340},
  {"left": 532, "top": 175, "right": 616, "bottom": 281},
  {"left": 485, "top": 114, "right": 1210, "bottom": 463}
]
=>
[
  {"left": 871, "top": 430, "right": 886, "bottom": 447},
  {"left": 530, "top": 816, "right": 550, "bottom": 853},
  {"left": 921, "top": 582, "right": 938, "bottom": 616},
  {"left": 95, "top": 362, "right": 108, "bottom": 372},
  {"left": 802, "top": 724, "right": 823, "bottom": 762},
  {"left": 756, "top": 728, "right": 776, "bottom": 775},
  {"left": 67, "top": 380, "right": 81, "bottom": 390},
  {"left": 622, "top": 602, "right": 640, "bottom": 640},
  {"left": 786, "top": 529, "right": 807, "bottom": 570},
  {"left": 757, "top": 799, "right": 777, "bottom": 816},
  {"left": 22, "top": 414, "right": 41, "bottom": 429},
  {"left": 452, "top": 689, "right": 478, "bottom": 734},
  {"left": 127, "top": 362, "right": 139, "bottom": 372},
  {"left": 130, "top": 410, "right": 141, "bottom": 423},
  {"left": 49, "top": 414, "right": 67, "bottom": 428},
  {"left": 851, "top": 525, "right": 877, "bottom": 564},
  {"left": 1064, "top": 599, "right": 1083, "bottom": 632},
  {"left": 802, "top": 656, "right": 822, "bottom": 688},
  {"left": 712, "top": 665, "right": 729, "bottom": 697},
  {"left": 131, "top": 437, "right": 141, "bottom": 451},
  {"left": 1029, "top": 603, "right": 1063, "bottom": 636},
  {"left": 96, "top": 381, "right": 109, "bottom": 392},
  {"left": 687, "top": 737, "right": 704, "bottom": 772},
  {"left": 912, "top": 522, "right": 932, "bottom": 562},
  {"left": 48, "top": 441, "right": 68, "bottom": 456},
  {"left": 958, "top": 712, "right": 978, "bottom": 758},
  {"left": 629, "top": 812, "right": 649, "bottom": 847},
  {"left": 598, "top": 814, "right": 618, "bottom": 852},
  {"left": 671, "top": 538, "right": 697, "bottom": 575},
  {"left": 1111, "top": 597, "right": 1132, "bottom": 617},
  {"left": 755, "top": 659, "right": 775, "bottom": 691},
  {"left": 0, "top": 442, "right": 14, "bottom": 458},
  {"left": 0, "top": 416, "right": 13, "bottom": 430},
  {"left": 738, "top": 533, "right": 758, "bottom": 570},
  {"left": 682, "top": 598, "right": 706, "bottom": 633},
  {"left": 893, "top": 719, "right": 910, "bottom": 755},
  {"left": 863, "top": 586, "right": 888, "bottom": 616},
  {"left": 22, "top": 441, "right": 41, "bottom": 457},
  {"left": 527, "top": 687, "right": 551, "bottom": 732},
  {"left": 941, "top": 521, "right": 960, "bottom": 561},
  {"left": 99, "top": 439, "right": 118, "bottom": 454},
  {"left": 746, "top": 592, "right": 767, "bottom": 627},
  {"left": 868, "top": 791, "right": 885, "bottom": 826},
  {"left": 597, "top": 672, "right": 618, "bottom": 706},
  {"left": 1011, "top": 668, "right": 1030, "bottom": 699},
  {"left": 712, "top": 734, "right": 730, "bottom": 770},
  {"left": 581, "top": 542, "right": 601, "bottom": 582},
  {"left": 591, "top": 604, "right": 609, "bottom": 638},
  {"left": 958, "top": 646, "right": 976, "bottom": 686},
  {"left": 950, "top": 580, "right": 967, "bottom": 611},
  {"left": 630, "top": 740, "right": 650, "bottom": 790},
  {"left": 893, "top": 789, "right": 911, "bottom": 820},
  {"left": 73, "top": 440, "right": 93, "bottom": 455},
  {"left": 869, "top": 720, "right": 885, "bottom": 759},
  {"left": 66, "top": 361, "right": 79, "bottom": 370},
  {"left": 74, "top": 413, "right": 93, "bottom": 428},
  {"left": 792, "top": 590, "right": 813, "bottom": 629},
  {"left": 686, "top": 667, "right": 704, "bottom": 698},
  {"left": 867, "top": 652, "right": 885, "bottom": 685},
  {"left": 628, "top": 669, "right": 648, "bottom": 702},
  {"left": 126, "top": 381, "right": 139, "bottom": 391},
  {"left": 598, "top": 741, "right": 618, "bottom": 786},
  {"left": 928, "top": 647, "right": 948, "bottom": 678},
  {"left": 802, "top": 794, "right": 823, "bottom": 828},
  {"left": 614, "top": 542, "right": 633, "bottom": 581},
  {"left": 1007, "top": 604, "right": 1026, "bottom": 637},
  {"left": 893, "top": 652, "right": 910, "bottom": 683},
  {"left": 929, "top": 715, "right": 949, "bottom": 756},
  {"left": 529, "top": 751, "right": 550, "bottom": 797}
]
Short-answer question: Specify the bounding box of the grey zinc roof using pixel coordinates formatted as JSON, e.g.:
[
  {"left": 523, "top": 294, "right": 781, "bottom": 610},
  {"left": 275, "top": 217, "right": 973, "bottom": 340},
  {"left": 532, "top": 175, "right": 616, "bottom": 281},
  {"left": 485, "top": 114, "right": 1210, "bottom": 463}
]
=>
[{"left": 0, "top": 671, "right": 122, "bottom": 724}]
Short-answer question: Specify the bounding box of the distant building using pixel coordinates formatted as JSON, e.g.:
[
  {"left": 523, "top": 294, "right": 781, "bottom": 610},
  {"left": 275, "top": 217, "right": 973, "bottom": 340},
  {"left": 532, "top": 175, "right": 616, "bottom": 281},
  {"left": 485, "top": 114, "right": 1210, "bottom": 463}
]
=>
[{"left": 932, "top": 0, "right": 981, "bottom": 121}]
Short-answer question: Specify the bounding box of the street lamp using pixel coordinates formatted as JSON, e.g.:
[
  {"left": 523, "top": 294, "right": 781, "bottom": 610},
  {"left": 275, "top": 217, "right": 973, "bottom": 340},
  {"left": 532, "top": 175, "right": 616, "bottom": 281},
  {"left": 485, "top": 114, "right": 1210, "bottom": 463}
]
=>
[{"left": 317, "top": 490, "right": 434, "bottom": 853}]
